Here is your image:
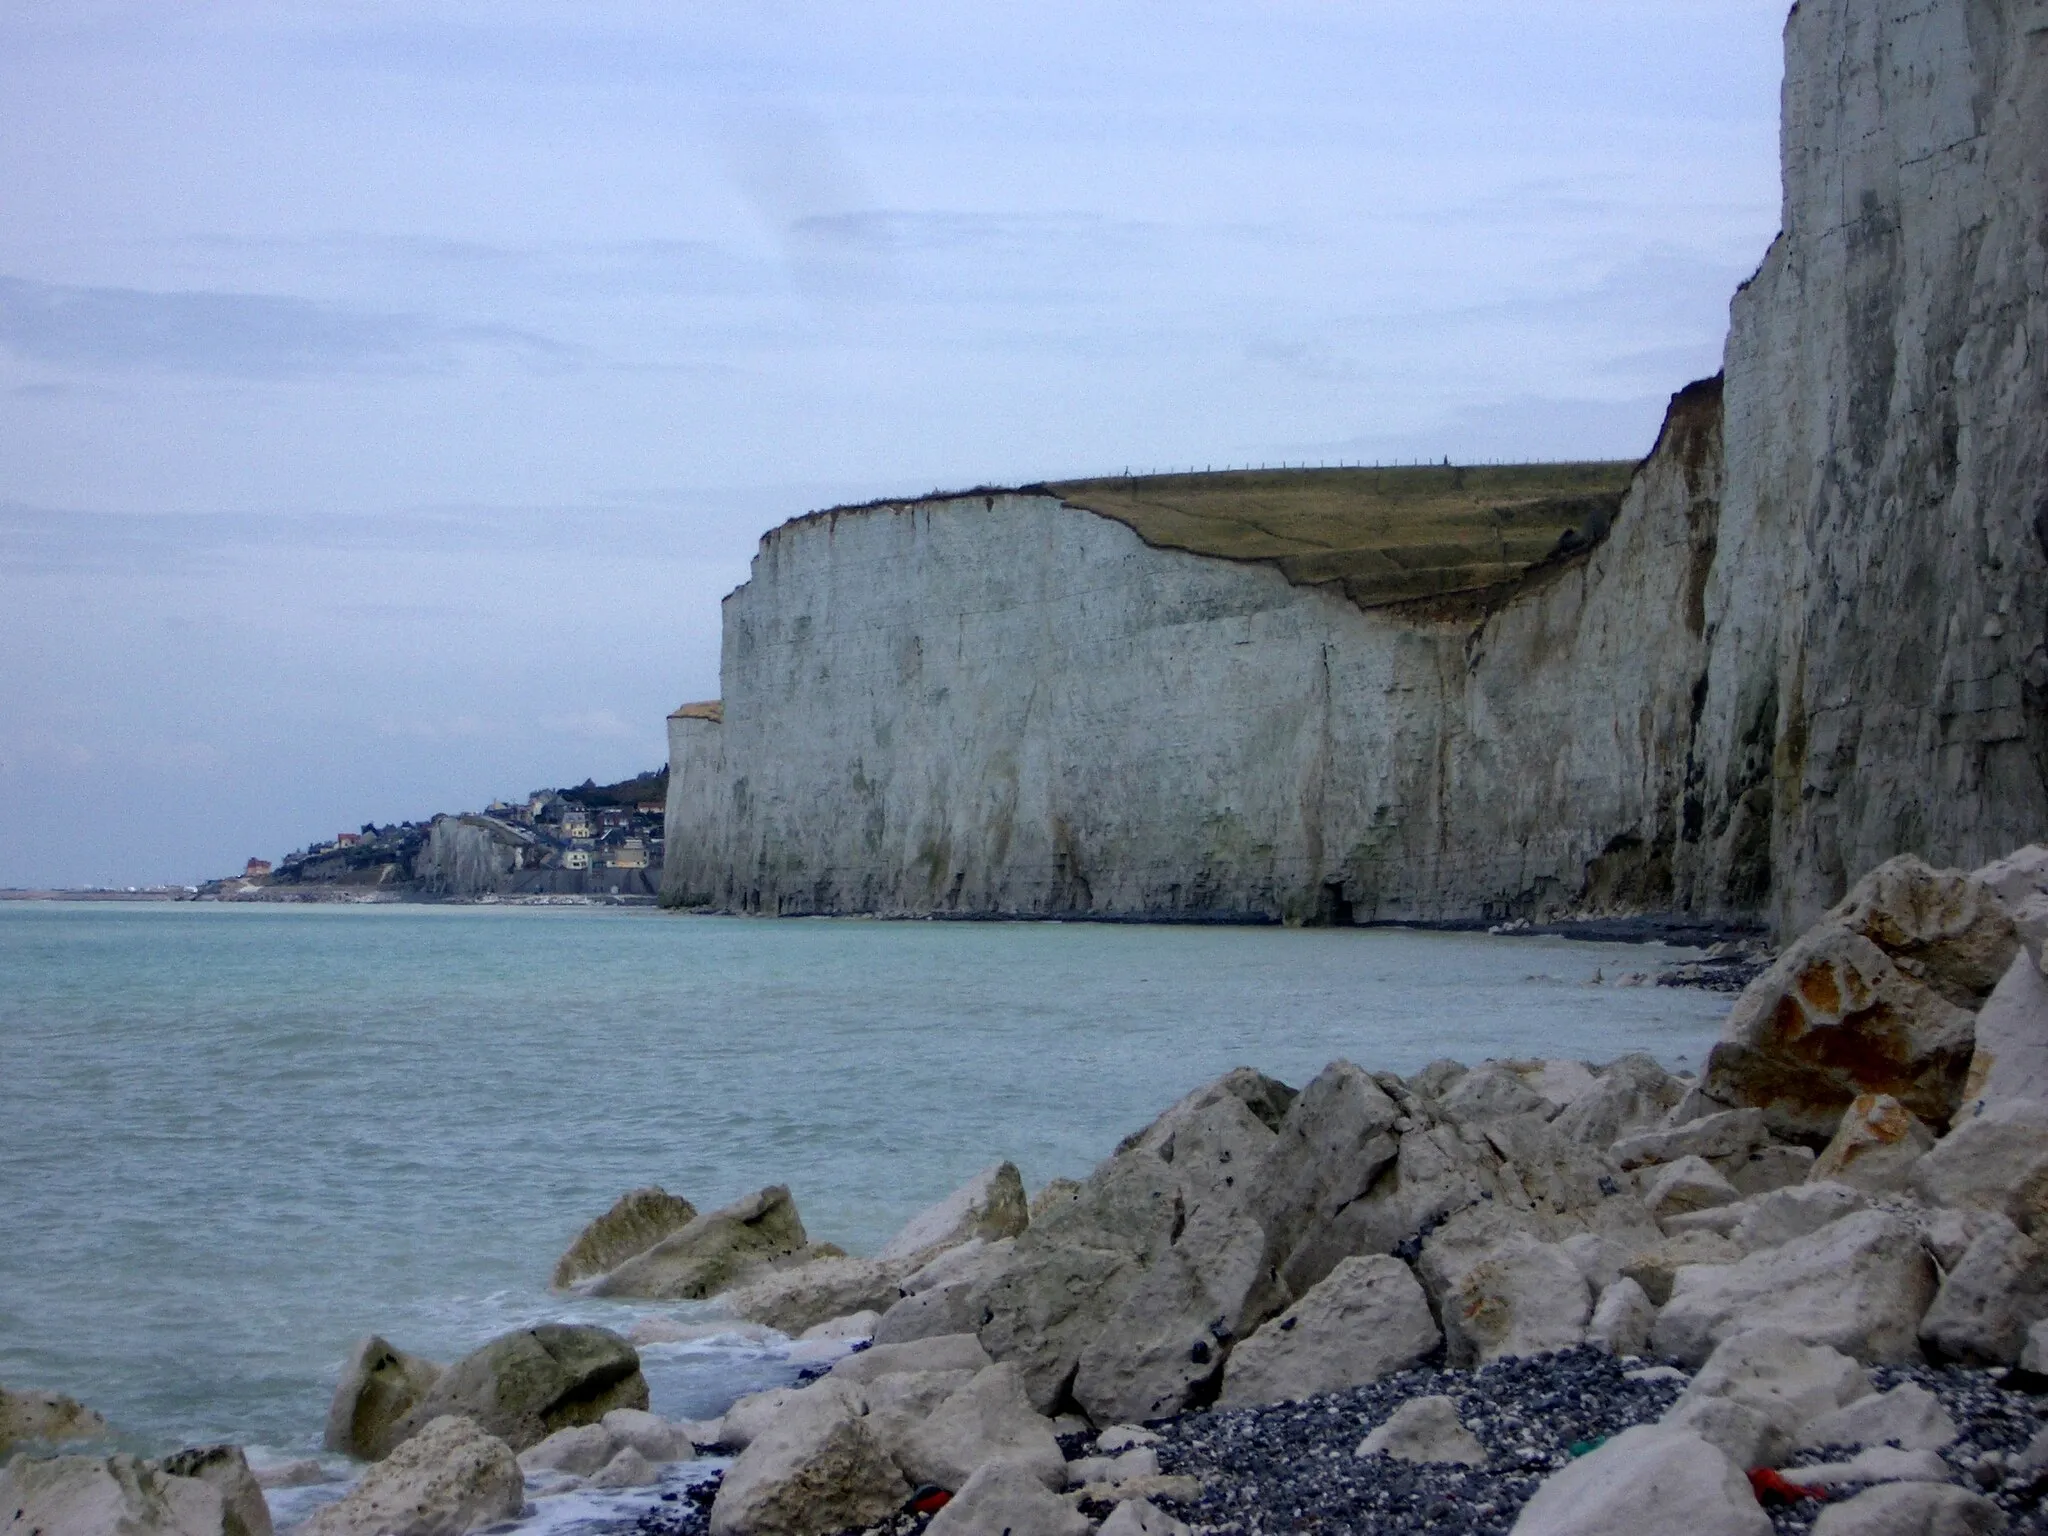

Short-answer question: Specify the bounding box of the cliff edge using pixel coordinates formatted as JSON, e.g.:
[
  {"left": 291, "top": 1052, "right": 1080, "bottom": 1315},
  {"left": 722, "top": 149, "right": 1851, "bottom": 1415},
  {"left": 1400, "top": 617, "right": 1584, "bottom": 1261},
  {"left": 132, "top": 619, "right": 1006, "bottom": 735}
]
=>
[{"left": 664, "top": 0, "right": 2048, "bottom": 936}]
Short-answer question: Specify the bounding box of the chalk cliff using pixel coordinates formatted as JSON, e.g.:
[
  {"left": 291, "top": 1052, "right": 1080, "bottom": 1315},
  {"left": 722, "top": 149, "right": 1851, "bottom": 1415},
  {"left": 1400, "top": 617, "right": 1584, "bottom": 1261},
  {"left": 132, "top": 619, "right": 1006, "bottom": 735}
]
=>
[{"left": 664, "top": 0, "right": 2048, "bottom": 934}]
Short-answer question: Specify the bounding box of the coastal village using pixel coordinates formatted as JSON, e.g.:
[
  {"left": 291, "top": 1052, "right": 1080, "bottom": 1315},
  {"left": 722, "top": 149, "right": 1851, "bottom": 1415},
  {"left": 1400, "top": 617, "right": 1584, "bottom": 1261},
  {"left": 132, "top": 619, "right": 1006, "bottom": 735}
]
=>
[{"left": 199, "top": 769, "right": 668, "bottom": 903}]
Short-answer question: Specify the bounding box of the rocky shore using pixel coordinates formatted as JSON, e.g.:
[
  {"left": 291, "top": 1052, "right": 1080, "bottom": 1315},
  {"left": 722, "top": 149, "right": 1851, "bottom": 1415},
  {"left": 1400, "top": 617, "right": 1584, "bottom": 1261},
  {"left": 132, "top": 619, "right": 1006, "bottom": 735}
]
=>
[{"left": 11, "top": 846, "right": 2048, "bottom": 1535}]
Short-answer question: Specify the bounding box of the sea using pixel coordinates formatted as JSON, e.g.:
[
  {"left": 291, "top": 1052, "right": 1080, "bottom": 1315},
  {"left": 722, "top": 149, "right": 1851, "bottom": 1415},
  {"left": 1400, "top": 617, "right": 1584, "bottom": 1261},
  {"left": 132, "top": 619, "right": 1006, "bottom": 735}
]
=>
[{"left": 0, "top": 902, "right": 1731, "bottom": 1528}]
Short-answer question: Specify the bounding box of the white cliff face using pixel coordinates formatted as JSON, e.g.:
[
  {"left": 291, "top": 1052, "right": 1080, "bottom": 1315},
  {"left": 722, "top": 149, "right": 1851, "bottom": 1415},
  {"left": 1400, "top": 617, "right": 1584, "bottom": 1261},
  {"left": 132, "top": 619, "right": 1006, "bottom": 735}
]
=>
[
  {"left": 664, "top": 0, "right": 2048, "bottom": 932},
  {"left": 1700, "top": 0, "right": 2048, "bottom": 932},
  {"left": 663, "top": 383, "right": 1720, "bottom": 923}
]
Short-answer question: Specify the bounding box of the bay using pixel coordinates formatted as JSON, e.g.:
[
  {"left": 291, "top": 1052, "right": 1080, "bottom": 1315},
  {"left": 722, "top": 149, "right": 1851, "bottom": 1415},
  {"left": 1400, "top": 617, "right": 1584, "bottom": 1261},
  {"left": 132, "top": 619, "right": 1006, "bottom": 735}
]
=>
[{"left": 0, "top": 902, "right": 1727, "bottom": 1465}]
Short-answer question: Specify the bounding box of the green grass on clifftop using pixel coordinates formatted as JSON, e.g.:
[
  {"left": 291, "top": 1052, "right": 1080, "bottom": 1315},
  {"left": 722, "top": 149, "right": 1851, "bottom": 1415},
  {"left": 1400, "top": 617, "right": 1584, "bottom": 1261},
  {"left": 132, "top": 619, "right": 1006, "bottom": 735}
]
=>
[{"left": 1044, "top": 462, "right": 1637, "bottom": 611}]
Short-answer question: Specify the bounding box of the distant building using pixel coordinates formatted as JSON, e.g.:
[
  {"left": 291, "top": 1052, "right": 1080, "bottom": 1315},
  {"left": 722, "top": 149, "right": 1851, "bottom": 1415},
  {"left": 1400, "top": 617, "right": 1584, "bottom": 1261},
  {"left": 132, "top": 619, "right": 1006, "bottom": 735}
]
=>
[
  {"left": 636, "top": 801, "right": 665, "bottom": 816},
  {"left": 607, "top": 839, "right": 650, "bottom": 869},
  {"left": 561, "top": 812, "right": 595, "bottom": 839},
  {"left": 563, "top": 849, "right": 591, "bottom": 870},
  {"left": 244, "top": 858, "right": 273, "bottom": 878},
  {"left": 335, "top": 832, "right": 362, "bottom": 846},
  {"left": 598, "top": 807, "right": 631, "bottom": 830}
]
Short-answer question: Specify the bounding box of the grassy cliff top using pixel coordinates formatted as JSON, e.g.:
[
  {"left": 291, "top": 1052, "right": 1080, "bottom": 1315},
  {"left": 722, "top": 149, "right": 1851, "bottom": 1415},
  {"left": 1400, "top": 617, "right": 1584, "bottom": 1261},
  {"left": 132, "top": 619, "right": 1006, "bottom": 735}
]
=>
[{"left": 1043, "top": 461, "right": 1637, "bottom": 611}]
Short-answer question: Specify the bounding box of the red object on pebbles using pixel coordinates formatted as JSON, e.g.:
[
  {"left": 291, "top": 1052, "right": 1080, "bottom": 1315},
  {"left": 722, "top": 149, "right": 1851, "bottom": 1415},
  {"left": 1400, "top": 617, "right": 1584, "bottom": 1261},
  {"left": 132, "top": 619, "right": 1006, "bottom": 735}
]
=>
[
  {"left": 908, "top": 1485, "right": 953, "bottom": 1515},
  {"left": 1748, "top": 1468, "right": 1826, "bottom": 1506}
]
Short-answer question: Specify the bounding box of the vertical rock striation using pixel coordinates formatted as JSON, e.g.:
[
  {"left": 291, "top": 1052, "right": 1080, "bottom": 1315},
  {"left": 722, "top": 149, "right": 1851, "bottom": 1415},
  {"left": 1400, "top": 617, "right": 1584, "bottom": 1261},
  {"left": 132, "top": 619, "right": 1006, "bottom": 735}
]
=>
[{"left": 664, "top": 0, "right": 2048, "bottom": 935}]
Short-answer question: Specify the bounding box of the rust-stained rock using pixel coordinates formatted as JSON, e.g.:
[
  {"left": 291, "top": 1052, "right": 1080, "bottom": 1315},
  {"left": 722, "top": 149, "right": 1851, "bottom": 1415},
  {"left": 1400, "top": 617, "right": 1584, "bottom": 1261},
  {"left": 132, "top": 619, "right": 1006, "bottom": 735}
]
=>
[
  {"left": 1829, "top": 856, "right": 2017, "bottom": 1008},
  {"left": 1810, "top": 1095, "right": 1934, "bottom": 1193},
  {"left": 1704, "top": 926, "right": 1978, "bottom": 1143}
]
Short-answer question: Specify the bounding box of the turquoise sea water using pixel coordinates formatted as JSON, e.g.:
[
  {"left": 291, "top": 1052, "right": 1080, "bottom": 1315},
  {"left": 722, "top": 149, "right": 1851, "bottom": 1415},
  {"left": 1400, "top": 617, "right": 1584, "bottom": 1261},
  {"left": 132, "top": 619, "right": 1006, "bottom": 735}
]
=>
[{"left": 0, "top": 903, "right": 1728, "bottom": 1480}]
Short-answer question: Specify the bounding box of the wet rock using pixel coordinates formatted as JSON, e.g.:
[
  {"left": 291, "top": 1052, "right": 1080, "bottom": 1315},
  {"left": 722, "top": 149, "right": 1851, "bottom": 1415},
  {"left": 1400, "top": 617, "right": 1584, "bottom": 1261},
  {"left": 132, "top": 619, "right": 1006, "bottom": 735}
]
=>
[
  {"left": 552, "top": 1187, "right": 699, "bottom": 1289},
  {"left": 1914, "top": 1101, "right": 2048, "bottom": 1235},
  {"left": 1507, "top": 1423, "right": 1770, "bottom": 1536},
  {"left": 1216, "top": 1255, "right": 1440, "bottom": 1408},
  {"left": 1797, "top": 1383, "right": 1960, "bottom": 1452},
  {"left": 1653, "top": 1210, "right": 1937, "bottom": 1365},
  {"left": 392, "top": 1323, "right": 646, "bottom": 1452},
  {"left": 0, "top": 1454, "right": 225, "bottom": 1536},
  {"left": 721, "top": 1387, "right": 814, "bottom": 1452},
  {"left": 1810, "top": 1480, "right": 2010, "bottom": 1535},
  {"left": 872, "top": 1283, "right": 984, "bottom": 1347},
  {"left": 590, "top": 1186, "right": 809, "bottom": 1301},
  {"left": 1918, "top": 1215, "right": 2048, "bottom": 1366},
  {"left": 1830, "top": 857, "right": 2020, "bottom": 1008},
  {"left": 1586, "top": 1277, "right": 1657, "bottom": 1357},
  {"left": 0, "top": 1385, "right": 109, "bottom": 1453},
  {"left": 897, "top": 1361, "right": 1065, "bottom": 1493},
  {"left": 323, "top": 1335, "right": 444, "bottom": 1460},
  {"left": 154, "top": 1447, "right": 272, "bottom": 1536},
  {"left": 590, "top": 1446, "right": 659, "bottom": 1488},
  {"left": 922, "top": 1460, "right": 1091, "bottom": 1536},
  {"left": 720, "top": 1255, "right": 908, "bottom": 1336},
  {"left": 858, "top": 1368, "right": 976, "bottom": 1469},
  {"left": 1812, "top": 1095, "right": 1936, "bottom": 1193},
  {"left": 302, "top": 1415, "right": 523, "bottom": 1536},
  {"left": 876, "top": 1164, "right": 1030, "bottom": 1265},
  {"left": 708, "top": 1379, "right": 908, "bottom": 1536},
  {"left": 1356, "top": 1395, "right": 1487, "bottom": 1466},
  {"left": 518, "top": 1422, "right": 617, "bottom": 1475}
]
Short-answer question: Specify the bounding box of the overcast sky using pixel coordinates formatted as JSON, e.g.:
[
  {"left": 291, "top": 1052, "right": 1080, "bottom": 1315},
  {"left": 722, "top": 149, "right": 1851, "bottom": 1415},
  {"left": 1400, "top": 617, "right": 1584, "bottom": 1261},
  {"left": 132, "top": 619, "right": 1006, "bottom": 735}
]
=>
[{"left": 1, "top": 1, "right": 1791, "bottom": 888}]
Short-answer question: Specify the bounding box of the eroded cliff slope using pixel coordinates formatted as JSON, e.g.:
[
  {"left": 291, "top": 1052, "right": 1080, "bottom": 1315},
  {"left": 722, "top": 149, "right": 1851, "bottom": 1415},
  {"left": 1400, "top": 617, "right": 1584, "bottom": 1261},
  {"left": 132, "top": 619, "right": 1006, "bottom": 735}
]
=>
[{"left": 665, "top": 0, "right": 2048, "bottom": 933}]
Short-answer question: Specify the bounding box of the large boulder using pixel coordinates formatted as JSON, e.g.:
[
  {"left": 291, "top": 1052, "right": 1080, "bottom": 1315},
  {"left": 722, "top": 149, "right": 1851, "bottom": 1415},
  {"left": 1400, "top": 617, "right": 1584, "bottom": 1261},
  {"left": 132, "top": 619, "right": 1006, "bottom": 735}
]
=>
[
  {"left": 1917, "top": 1215, "right": 2048, "bottom": 1365},
  {"left": 0, "top": 1454, "right": 225, "bottom": 1536},
  {"left": 1586, "top": 1277, "right": 1657, "bottom": 1357},
  {"left": 1356, "top": 1396, "right": 1486, "bottom": 1466},
  {"left": 1611, "top": 1109, "right": 1770, "bottom": 1172},
  {"left": 1434, "top": 1230, "right": 1590, "bottom": 1366},
  {"left": 1703, "top": 856, "right": 2014, "bottom": 1141},
  {"left": 1962, "top": 951, "right": 2048, "bottom": 1113},
  {"left": 1216, "top": 1256, "right": 1439, "bottom": 1409},
  {"left": 828, "top": 1333, "right": 992, "bottom": 1385},
  {"left": 1810, "top": 1095, "right": 1934, "bottom": 1193},
  {"left": 972, "top": 1151, "right": 1179, "bottom": 1412},
  {"left": 1810, "top": 1482, "right": 2009, "bottom": 1536},
  {"left": 1796, "top": 1384, "right": 1958, "bottom": 1453},
  {"left": 1620, "top": 1230, "right": 1743, "bottom": 1307},
  {"left": 1730, "top": 1182, "right": 1871, "bottom": 1251},
  {"left": 303, "top": 1416, "right": 523, "bottom": 1536},
  {"left": 552, "top": 1186, "right": 699, "bottom": 1289},
  {"left": 1507, "top": 1424, "right": 1769, "bottom": 1536},
  {"left": 877, "top": 1164, "right": 1029, "bottom": 1264},
  {"left": 1552, "top": 1055, "right": 1686, "bottom": 1147},
  {"left": 707, "top": 1378, "right": 909, "bottom": 1536},
  {"left": 1242, "top": 1063, "right": 1402, "bottom": 1310},
  {"left": 720, "top": 1255, "right": 909, "bottom": 1336},
  {"left": 324, "top": 1336, "right": 445, "bottom": 1460},
  {"left": 1913, "top": 1100, "right": 2048, "bottom": 1234},
  {"left": 1652, "top": 1210, "right": 1937, "bottom": 1365},
  {"left": 1672, "top": 1328, "right": 1871, "bottom": 1440},
  {"left": 857, "top": 1369, "right": 979, "bottom": 1471},
  {"left": 590, "top": 1185, "right": 809, "bottom": 1300},
  {"left": 1070, "top": 1202, "right": 1266, "bottom": 1423},
  {"left": 155, "top": 1447, "right": 272, "bottom": 1536},
  {"left": 922, "top": 1460, "right": 1092, "bottom": 1536},
  {"left": 390, "top": 1324, "right": 647, "bottom": 1452},
  {"left": 896, "top": 1362, "right": 1065, "bottom": 1493},
  {"left": 0, "top": 1386, "right": 109, "bottom": 1455}
]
